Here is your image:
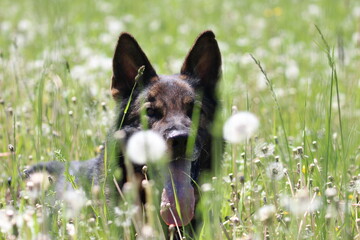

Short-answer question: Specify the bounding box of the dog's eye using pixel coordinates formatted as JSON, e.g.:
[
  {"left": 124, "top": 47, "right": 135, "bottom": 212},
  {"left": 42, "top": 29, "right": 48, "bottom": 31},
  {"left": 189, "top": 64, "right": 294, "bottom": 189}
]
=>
[
  {"left": 146, "top": 108, "right": 161, "bottom": 118},
  {"left": 146, "top": 108, "right": 155, "bottom": 117}
]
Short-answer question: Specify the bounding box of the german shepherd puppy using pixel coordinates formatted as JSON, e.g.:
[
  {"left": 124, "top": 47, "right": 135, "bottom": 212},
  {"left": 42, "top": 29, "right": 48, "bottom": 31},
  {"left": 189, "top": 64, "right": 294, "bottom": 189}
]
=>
[{"left": 24, "top": 31, "right": 222, "bottom": 229}]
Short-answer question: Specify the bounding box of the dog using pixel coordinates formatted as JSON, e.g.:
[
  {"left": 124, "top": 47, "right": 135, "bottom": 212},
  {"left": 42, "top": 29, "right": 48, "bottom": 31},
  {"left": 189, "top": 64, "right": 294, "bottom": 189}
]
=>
[{"left": 24, "top": 30, "right": 222, "bottom": 230}]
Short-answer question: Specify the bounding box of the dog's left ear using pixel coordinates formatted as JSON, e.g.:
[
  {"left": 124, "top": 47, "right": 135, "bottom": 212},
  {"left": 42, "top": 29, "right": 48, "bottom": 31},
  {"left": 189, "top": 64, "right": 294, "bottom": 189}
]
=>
[
  {"left": 112, "top": 33, "right": 158, "bottom": 99},
  {"left": 181, "top": 31, "right": 222, "bottom": 95}
]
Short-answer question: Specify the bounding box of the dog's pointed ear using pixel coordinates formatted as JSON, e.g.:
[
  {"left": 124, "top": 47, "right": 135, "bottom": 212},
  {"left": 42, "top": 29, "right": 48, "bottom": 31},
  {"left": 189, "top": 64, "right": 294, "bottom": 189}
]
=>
[
  {"left": 112, "top": 33, "right": 158, "bottom": 99},
  {"left": 181, "top": 31, "right": 222, "bottom": 94}
]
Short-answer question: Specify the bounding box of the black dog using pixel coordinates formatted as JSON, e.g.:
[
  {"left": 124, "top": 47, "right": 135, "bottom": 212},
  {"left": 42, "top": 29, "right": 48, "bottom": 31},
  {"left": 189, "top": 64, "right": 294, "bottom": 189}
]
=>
[{"left": 24, "top": 30, "right": 222, "bottom": 229}]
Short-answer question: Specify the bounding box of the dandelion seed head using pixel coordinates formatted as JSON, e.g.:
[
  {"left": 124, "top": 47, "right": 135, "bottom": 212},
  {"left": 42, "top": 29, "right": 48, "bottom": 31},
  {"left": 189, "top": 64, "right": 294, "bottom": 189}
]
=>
[
  {"left": 355, "top": 180, "right": 360, "bottom": 193},
  {"left": 229, "top": 215, "right": 240, "bottom": 225},
  {"left": 255, "top": 142, "right": 275, "bottom": 158},
  {"left": 348, "top": 179, "right": 360, "bottom": 194},
  {"left": 255, "top": 204, "right": 276, "bottom": 223},
  {"left": 141, "top": 225, "right": 155, "bottom": 238},
  {"left": 325, "top": 187, "right": 337, "bottom": 198},
  {"left": 27, "top": 172, "right": 50, "bottom": 190},
  {"left": 126, "top": 130, "right": 167, "bottom": 165},
  {"left": 114, "top": 205, "right": 139, "bottom": 227},
  {"left": 280, "top": 189, "right": 321, "bottom": 216},
  {"left": 66, "top": 223, "right": 76, "bottom": 236},
  {"left": 0, "top": 208, "right": 13, "bottom": 233},
  {"left": 353, "top": 6, "right": 360, "bottom": 17},
  {"left": 308, "top": 4, "right": 322, "bottom": 17},
  {"left": 201, "top": 183, "right": 213, "bottom": 192},
  {"left": 285, "top": 61, "right": 299, "bottom": 80},
  {"left": 63, "top": 189, "right": 87, "bottom": 218},
  {"left": 223, "top": 111, "right": 259, "bottom": 144},
  {"left": 8, "top": 144, "right": 15, "bottom": 152},
  {"left": 266, "top": 161, "right": 284, "bottom": 180},
  {"left": 325, "top": 205, "right": 337, "bottom": 219}
]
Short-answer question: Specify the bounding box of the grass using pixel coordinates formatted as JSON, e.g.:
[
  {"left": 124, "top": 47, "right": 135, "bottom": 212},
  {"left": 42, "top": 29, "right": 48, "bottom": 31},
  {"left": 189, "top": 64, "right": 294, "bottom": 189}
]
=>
[{"left": 1, "top": 0, "right": 360, "bottom": 239}]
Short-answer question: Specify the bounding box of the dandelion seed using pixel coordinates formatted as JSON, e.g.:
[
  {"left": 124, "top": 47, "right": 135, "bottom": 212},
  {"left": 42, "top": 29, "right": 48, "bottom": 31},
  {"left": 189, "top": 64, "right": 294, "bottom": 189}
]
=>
[
  {"left": 22, "top": 172, "right": 49, "bottom": 200},
  {"left": 142, "top": 225, "right": 155, "bottom": 237},
  {"left": 273, "top": 135, "right": 278, "bottom": 144},
  {"left": 223, "top": 111, "right": 259, "bottom": 143},
  {"left": 325, "top": 205, "right": 337, "bottom": 219},
  {"left": 308, "top": 4, "right": 321, "bottom": 16},
  {"left": 297, "top": 146, "right": 303, "bottom": 155},
  {"left": 309, "top": 163, "right": 315, "bottom": 173},
  {"left": 229, "top": 215, "right": 240, "bottom": 225},
  {"left": 7, "top": 107, "right": 13, "bottom": 116},
  {"left": 255, "top": 142, "right": 275, "bottom": 158},
  {"left": 255, "top": 204, "right": 276, "bottom": 223},
  {"left": 63, "top": 189, "right": 87, "bottom": 218},
  {"left": 8, "top": 144, "right": 14, "bottom": 152},
  {"left": 126, "top": 130, "right": 167, "bottom": 165},
  {"left": 201, "top": 183, "right": 213, "bottom": 192},
  {"left": 114, "top": 205, "right": 139, "bottom": 227},
  {"left": 325, "top": 187, "right": 337, "bottom": 198},
  {"left": 312, "top": 141, "right": 317, "bottom": 150},
  {"left": 0, "top": 213, "right": 11, "bottom": 233},
  {"left": 348, "top": 179, "right": 360, "bottom": 194},
  {"left": 231, "top": 105, "right": 238, "bottom": 114},
  {"left": 326, "top": 182, "right": 333, "bottom": 188},
  {"left": 285, "top": 61, "right": 299, "bottom": 80},
  {"left": 266, "top": 161, "right": 284, "bottom": 180},
  {"left": 27, "top": 172, "right": 50, "bottom": 191},
  {"left": 254, "top": 158, "right": 262, "bottom": 167},
  {"left": 293, "top": 148, "right": 301, "bottom": 159},
  {"left": 101, "top": 102, "right": 107, "bottom": 111},
  {"left": 142, "top": 165, "right": 148, "bottom": 175},
  {"left": 280, "top": 189, "right": 321, "bottom": 216},
  {"left": 66, "top": 223, "right": 76, "bottom": 236},
  {"left": 353, "top": 6, "right": 360, "bottom": 17}
]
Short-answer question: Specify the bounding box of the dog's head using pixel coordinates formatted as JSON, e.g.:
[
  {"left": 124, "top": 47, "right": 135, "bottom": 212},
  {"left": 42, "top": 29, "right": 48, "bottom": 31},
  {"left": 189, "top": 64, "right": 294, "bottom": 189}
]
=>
[{"left": 111, "top": 31, "right": 221, "bottom": 226}]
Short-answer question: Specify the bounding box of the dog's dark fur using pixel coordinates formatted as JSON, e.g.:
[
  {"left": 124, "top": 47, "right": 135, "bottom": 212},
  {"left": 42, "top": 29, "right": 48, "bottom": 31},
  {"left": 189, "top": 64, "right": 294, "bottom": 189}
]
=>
[{"left": 24, "top": 31, "right": 222, "bottom": 231}]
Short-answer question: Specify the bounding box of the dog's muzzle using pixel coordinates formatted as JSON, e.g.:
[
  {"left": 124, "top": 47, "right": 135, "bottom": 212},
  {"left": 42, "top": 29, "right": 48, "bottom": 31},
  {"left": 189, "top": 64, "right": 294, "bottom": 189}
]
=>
[
  {"left": 160, "top": 129, "right": 195, "bottom": 226},
  {"left": 160, "top": 158, "right": 195, "bottom": 226}
]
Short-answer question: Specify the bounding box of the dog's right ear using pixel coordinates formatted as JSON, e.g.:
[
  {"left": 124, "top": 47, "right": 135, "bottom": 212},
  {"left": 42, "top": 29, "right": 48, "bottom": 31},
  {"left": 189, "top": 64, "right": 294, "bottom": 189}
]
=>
[
  {"left": 181, "top": 31, "right": 222, "bottom": 96},
  {"left": 112, "top": 33, "right": 158, "bottom": 99}
]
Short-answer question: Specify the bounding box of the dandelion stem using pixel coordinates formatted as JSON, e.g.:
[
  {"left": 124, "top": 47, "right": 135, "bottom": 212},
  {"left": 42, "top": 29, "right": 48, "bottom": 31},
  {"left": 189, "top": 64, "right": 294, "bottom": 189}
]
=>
[{"left": 168, "top": 207, "right": 183, "bottom": 239}]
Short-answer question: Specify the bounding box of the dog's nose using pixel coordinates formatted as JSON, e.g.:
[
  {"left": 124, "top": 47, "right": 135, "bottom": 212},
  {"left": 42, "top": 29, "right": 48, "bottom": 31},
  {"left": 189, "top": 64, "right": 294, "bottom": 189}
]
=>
[
  {"left": 167, "top": 130, "right": 188, "bottom": 148},
  {"left": 170, "top": 135, "right": 188, "bottom": 148}
]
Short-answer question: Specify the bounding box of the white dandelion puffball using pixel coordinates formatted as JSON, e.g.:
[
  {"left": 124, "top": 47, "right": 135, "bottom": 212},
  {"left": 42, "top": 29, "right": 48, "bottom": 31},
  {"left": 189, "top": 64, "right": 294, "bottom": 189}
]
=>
[
  {"left": 255, "top": 204, "right": 276, "bottom": 222},
  {"left": 126, "top": 130, "right": 167, "bottom": 165},
  {"left": 266, "top": 161, "right": 285, "bottom": 180},
  {"left": 223, "top": 111, "right": 259, "bottom": 143},
  {"left": 63, "top": 189, "right": 87, "bottom": 218}
]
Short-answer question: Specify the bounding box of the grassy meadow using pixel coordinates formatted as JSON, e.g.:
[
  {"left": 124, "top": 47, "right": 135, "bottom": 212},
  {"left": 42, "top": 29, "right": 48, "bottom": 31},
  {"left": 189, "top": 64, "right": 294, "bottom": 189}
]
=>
[{"left": 1, "top": 0, "right": 360, "bottom": 239}]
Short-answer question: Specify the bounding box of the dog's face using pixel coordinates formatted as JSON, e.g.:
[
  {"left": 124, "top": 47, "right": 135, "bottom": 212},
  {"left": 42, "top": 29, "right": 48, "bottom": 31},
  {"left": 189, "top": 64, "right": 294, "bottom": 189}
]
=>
[
  {"left": 111, "top": 31, "right": 221, "bottom": 226},
  {"left": 142, "top": 77, "right": 194, "bottom": 157}
]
